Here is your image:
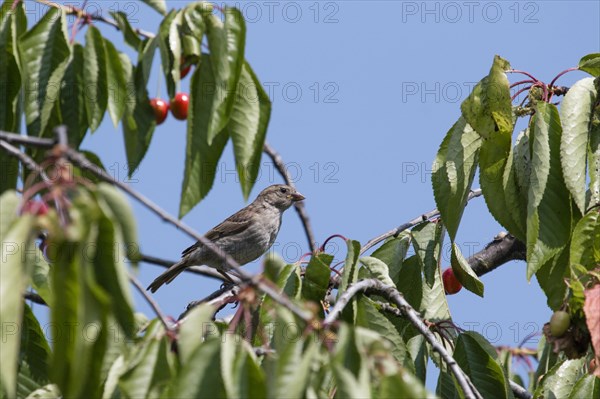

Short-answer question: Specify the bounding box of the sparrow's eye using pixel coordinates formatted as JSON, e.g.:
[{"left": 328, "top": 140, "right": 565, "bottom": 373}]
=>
[{"left": 279, "top": 187, "right": 288, "bottom": 194}]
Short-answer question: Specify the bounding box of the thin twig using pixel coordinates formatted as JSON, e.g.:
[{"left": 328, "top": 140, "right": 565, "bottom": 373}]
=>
[
  {"left": 323, "top": 278, "right": 482, "bottom": 399},
  {"left": 34, "top": 0, "right": 155, "bottom": 38},
  {"left": 263, "top": 142, "right": 316, "bottom": 252},
  {"left": 0, "top": 129, "right": 312, "bottom": 321},
  {"left": 360, "top": 189, "right": 483, "bottom": 255},
  {"left": 128, "top": 272, "right": 173, "bottom": 331},
  {"left": 140, "top": 253, "right": 242, "bottom": 283}
]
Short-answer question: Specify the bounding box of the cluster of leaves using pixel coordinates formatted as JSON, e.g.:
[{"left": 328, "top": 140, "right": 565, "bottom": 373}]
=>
[
  {"left": 0, "top": 0, "right": 270, "bottom": 216},
  {"left": 2, "top": 0, "right": 600, "bottom": 397},
  {"left": 0, "top": 183, "right": 532, "bottom": 398},
  {"left": 432, "top": 53, "right": 600, "bottom": 392}
]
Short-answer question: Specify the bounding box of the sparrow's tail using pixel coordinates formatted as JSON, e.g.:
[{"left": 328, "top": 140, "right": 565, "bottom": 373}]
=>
[{"left": 147, "top": 259, "right": 189, "bottom": 293}]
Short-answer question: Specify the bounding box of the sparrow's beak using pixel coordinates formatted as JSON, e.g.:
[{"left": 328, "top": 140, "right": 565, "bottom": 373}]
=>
[{"left": 291, "top": 192, "right": 305, "bottom": 202}]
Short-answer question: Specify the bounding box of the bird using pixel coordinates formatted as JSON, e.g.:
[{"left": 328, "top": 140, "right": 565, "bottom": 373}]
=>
[{"left": 147, "top": 184, "right": 305, "bottom": 293}]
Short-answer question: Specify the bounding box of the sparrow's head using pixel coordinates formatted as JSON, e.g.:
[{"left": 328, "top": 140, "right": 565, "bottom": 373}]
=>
[{"left": 258, "top": 184, "right": 305, "bottom": 210}]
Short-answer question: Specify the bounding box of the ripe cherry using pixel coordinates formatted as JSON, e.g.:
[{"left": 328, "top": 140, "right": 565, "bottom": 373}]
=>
[
  {"left": 442, "top": 268, "right": 462, "bottom": 295},
  {"left": 170, "top": 92, "right": 189, "bottom": 120},
  {"left": 149, "top": 98, "right": 169, "bottom": 125},
  {"left": 180, "top": 64, "right": 192, "bottom": 79},
  {"left": 21, "top": 200, "right": 49, "bottom": 216}
]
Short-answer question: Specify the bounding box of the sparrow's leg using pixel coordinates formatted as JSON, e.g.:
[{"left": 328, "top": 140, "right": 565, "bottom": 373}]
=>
[{"left": 217, "top": 269, "right": 237, "bottom": 285}]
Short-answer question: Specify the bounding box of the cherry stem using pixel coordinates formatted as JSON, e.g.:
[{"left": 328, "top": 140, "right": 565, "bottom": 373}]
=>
[
  {"left": 510, "top": 79, "right": 535, "bottom": 89},
  {"left": 547, "top": 67, "right": 578, "bottom": 102},
  {"left": 511, "top": 85, "right": 532, "bottom": 102},
  {"left": 508, "top": 69, "right": 538, "bottom": 82},
  {"left": 319, "top": 234, "right": 348, "bottom": 252}
]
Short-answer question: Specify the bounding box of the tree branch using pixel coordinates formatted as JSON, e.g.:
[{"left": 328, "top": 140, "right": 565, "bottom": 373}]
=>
[
  {"left": 140, "top": 253, "right": 242, "bottom": 284},
  {"left": 467, "top": 233, "right": 526, "bottom": 277},
  {"left": 0, "top": 128, "right": 313, "bottom": 322},
  {"left": 33, "top": 0, "right": 155, "bottom": 38},
  {"left": 263, "top": 142, "right": 316, "bottom": 252},
  {"left": 323, "top": 278, "right": 483, "bottom": 399},
  {"left": 128, "top": 272, "right": 173, "bottom": 332}
]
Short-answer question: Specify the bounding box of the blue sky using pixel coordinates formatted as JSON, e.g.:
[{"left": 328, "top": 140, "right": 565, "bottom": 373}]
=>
[{"left": 29, "top": 0, "right": 600, "bottom": 387}]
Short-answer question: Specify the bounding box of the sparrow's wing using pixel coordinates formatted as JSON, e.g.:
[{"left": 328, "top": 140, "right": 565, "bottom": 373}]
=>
[{"left": 181, "top": 206, "right": 254, "bottom": 257}]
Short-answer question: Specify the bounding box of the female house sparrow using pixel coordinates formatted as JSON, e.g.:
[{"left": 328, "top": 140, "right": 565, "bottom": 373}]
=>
[{"left": 148, "top": 184, "right": 305, "bottom": 292}]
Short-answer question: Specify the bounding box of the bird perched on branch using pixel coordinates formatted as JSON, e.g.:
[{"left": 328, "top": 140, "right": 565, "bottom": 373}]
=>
[{"left": 147, "top": 184, "right": 305, "bottom": 293}]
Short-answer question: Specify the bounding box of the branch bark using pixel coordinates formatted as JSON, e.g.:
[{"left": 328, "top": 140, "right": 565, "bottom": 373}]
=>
[
  {"left": 323, "top": 278, "right": 483, "bottom": 399},
  {"left": 467, "top": 233, "right": 526, "bottom": 277},
  {"left": 263, "top": 142, "right": 316, "bottom": 252}
]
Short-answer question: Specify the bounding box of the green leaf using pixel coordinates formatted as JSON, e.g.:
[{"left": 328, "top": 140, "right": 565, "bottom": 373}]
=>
[
  {"left": 570, "top": 210, "right": 600, "bottom": 267},
  {"left": 371, "top": 233, "right": 411, "bottom": 283},
  {"left": 578, "top": 53, "right": 600, "bottom": 76},
  {"left": 264, "top": 309, "right": 317, "bottom": 399},
  {"left": 432, "top": 117, "right": 482, "bottom": 240},
  {"left": 91, "top": 205, "right": 135, "bottom": 338},
  {"left": 589, "top": 112, "right": 600, "bottom": 210},
  {"left": 0, "top": 2, "right": 22, "bottom": 193},
  {"left": 479, "top": 126, "right": 525, "bottom": 238},
  {"left": 378, "top": 369, "right": 434, "bottom": 399},
  {"left": 157, "top": 10, "right": 180, "bottom": 99},
  {"left": 167, "top": 338, "right": 225, "bottom": 398},
  {"left": 203, "top": 9, "right": 246, "bottom": 144},
  {"left": 20, "top": 304, "right": 50, "bottom": 384},
  {"left": 502, "top": 129, "right": 530, "bottom": 242},
  {"left": 568, "top": 374, "right": 600, "bottom": 398},
  {"left": 410, "top": 223, "right": 451, "bottom": 320},
  {"left": 356, "top": 297, "right": 410, "bottom": 368},
  {"left": 83, "top": 25, "right": 108, "bottom": 132},
  {"left": 454, "top": 332, "right": 510, "bottom": 399},
  {"left": 0, "top": 215, "right": 34, "bottom": 398},
  {"left": 30, "top": 246, "right": 52, "bottom": 306},
  {"left": 535, "top": 358, "right": 586, "bottom": 399},
  {"left": 109, "top": 11, "right": 142, "bottom": 50},
  {"left": 221, "top": 336, "right": 266, "bottom": 399},
  {"left": 119, "top": 322, "right": 173, "bottom": 398},
  {"left": 359, "top": 256, "right": 396, "bottom": 287},
  {"left": 23, "top": 383, "right": 60, "bottom": 398},
  {"left": 48, "top": 194, "right": 112, "bottom": 398},
  {"left": 179, "top": 54, "right": 230, "bottom": 217},
  {"left": 461, "top": 55, "right": 512, "bottom": 139},
  {"left": 527, "top": 103, "right": 572, "bottom": 279},
  {"left": 331, "top": 325, "right": 372, "bottom": 399},
  {"left": 301, "top": 253, "right": 333, "bottom": 306},
  {"left": 0, "top": 190, "right": 19, "bottom": 241},
  {"left": 227, "top": 62, "right": 272, "bottom": 199},
  {"left": 451, "top": 242, "right": 484, "bottom": 297},
  {"left": 536, "top": 248, "right": 570, "bottom": 310},
  {"left": 177, "top": 303, "right": 217, "bottom": 365},
  {"left": 18, "top": 8, "right": 70, "bottom": 137},
  {"left": 141, "top": 0, "right": 167, "bottom": 16},
  {"left": 96, "top": 183, "right": 140, "bottom": 263},
  {"left": 411, "top": 221, "right": 442, "bottom": 287},
  {"left": 59, "top": 44, "right": 88, "bottom": 147},
  {"left": 0, "top": 0, "right": 21, "bottom": 130},
  {"left": 122, "top": 46, "right": 156, "bottom": 175},
  {"left": 336, "top": 240, "right": 361, "bottom": 322},
  {"left": 560, "top": 77, "right": 597, "bottom": 214},
  {"left": 104, "top": 40, "right": 128, "bottom": 127}
]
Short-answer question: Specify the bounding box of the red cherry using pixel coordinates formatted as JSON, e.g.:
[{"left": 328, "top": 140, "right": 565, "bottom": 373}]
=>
[
  {"left": 442, "top": 268, "right": 462, "bottom": 295},
  {"left": 22, "top": 200, "right": 49, "bottom": 216},
  {"left": 170, "top": 92, "right": 189, "bottom": 120},
  {"left": 180, "top": 64, "right": 192, "bottom": 79},
  {"left": 149, "top": 98, "right": 169, "bottom": 125}
]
